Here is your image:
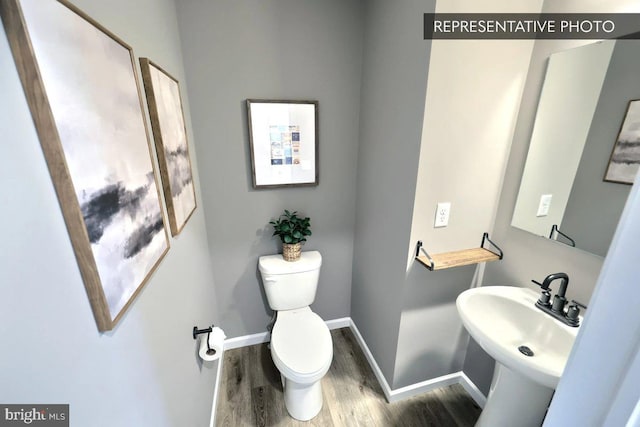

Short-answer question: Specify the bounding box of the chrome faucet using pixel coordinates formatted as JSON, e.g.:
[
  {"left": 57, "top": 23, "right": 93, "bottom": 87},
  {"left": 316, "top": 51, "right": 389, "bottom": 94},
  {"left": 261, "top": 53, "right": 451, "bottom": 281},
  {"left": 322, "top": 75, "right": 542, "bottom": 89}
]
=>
[{"left": 532, "top": 272, "right": 586, "bottom": 327}]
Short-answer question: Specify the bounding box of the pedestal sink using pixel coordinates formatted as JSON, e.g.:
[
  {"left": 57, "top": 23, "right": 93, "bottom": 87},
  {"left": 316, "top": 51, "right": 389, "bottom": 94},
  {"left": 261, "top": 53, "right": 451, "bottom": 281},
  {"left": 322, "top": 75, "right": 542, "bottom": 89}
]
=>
[{"left": 457, "top": 286, "right": 579, "bottom": 427}]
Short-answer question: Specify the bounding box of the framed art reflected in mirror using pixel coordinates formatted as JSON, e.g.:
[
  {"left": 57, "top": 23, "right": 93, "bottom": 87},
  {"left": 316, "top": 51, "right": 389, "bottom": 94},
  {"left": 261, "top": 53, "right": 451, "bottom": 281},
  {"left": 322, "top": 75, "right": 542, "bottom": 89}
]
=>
[{"left": 604, "top": 99, "right": 640, "bottom": 185}]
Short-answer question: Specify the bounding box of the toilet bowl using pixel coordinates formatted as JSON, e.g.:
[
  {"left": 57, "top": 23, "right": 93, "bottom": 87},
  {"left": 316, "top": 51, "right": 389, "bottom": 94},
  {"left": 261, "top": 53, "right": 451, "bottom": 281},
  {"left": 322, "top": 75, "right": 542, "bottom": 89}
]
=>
[
  {"left": 270, "top": 307, "right": 333, "bottom": 420},
  {"left": 258, "top": 251, "right": 333, "bottom": 421}
]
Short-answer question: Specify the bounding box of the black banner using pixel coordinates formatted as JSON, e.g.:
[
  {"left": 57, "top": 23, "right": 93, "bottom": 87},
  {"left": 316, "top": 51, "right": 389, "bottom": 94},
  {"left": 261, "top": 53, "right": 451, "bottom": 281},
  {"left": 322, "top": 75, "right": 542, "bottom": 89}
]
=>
[
  {"left": 424, "top": 14, "right": 640, "bottom": 39},
  {"left": 0, "top": 405, "right": 69, "bottom": 427}
]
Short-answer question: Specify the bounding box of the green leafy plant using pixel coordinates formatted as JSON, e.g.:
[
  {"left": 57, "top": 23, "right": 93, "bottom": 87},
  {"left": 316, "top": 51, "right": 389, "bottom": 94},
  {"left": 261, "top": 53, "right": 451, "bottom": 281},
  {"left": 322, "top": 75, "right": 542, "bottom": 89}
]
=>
[{"left": 269, "top": 209, "right": 312, "bottom": 244}]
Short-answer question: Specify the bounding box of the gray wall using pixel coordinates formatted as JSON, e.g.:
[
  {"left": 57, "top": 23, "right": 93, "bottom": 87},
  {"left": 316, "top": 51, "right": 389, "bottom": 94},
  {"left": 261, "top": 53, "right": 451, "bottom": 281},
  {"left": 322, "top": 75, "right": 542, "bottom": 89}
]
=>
[
  {"left": 562, "top": 40, "right": 636, "bottom": 257},
  {"left": 0, "top": 0, "right": 219, "bottom": 426},
  {"left": 174, "top": 0, "right": 364, "bottom": 338},
  {"left": 394, "top": 266, "right": 475, "bottom": 388},
  {"left": 351, "top": 0, "right": 434, "bottom": 384}
]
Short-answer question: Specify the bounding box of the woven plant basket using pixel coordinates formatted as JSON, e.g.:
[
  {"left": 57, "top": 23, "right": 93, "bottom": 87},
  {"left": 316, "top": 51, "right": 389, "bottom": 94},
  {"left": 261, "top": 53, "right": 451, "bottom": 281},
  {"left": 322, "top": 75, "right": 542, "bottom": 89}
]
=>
[{"left": 282, "top": 242, "right": 302, "bottom": 262}]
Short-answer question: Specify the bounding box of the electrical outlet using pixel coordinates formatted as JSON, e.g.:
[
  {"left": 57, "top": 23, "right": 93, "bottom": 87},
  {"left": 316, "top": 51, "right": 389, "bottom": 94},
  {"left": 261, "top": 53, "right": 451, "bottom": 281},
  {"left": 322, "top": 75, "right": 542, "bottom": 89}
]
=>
[
  {"left": 434, "top": 202, "right": 451, "bottom": 228},
  {"left": 537, "top": 194, "right": 553, "bottom": 217}
]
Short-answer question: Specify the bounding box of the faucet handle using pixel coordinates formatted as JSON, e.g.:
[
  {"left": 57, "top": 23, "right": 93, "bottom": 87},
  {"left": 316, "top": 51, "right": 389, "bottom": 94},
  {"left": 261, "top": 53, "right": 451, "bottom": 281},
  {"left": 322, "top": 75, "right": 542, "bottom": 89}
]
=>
[
  {"left": 570, "top": 300, "right": 587, "bottom": 310},
  {"left": 532, "top": 280, "right": 552, "bottom": 307},
  {"left": 566, "top": 300, "right": 587, "bottom": 324},
  {"left": 532, "top": 279, "right": 550, "bottom": 290}
]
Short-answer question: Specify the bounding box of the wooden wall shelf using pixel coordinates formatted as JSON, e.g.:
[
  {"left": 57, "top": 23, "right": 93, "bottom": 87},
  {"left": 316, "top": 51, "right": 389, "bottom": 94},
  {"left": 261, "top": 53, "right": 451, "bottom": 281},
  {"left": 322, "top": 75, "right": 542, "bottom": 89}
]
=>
[
  {"left": 416, "top": 248, "right": 500, "bottom": 271},
  {"left": 415, "top": 233, "right": 503, "bottom": 271}
]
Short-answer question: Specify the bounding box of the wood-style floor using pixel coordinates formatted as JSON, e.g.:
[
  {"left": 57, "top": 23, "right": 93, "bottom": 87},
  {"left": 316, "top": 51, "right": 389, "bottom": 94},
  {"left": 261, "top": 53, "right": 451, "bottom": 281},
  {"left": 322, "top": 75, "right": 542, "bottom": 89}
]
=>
[{"left": 216, "top": 327, "right": 482, "bottom": 426}]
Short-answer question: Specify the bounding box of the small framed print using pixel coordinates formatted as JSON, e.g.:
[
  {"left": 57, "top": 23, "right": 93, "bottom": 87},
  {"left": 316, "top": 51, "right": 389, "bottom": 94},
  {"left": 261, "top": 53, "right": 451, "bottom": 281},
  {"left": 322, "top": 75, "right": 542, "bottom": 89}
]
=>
[{"left": 246, "top": 99, "right": 318, "bottom": 188}]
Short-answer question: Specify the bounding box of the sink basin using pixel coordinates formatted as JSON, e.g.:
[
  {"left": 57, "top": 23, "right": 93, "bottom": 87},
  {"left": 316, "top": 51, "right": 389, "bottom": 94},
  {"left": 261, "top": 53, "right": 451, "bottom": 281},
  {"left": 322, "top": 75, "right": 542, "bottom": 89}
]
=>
[
  {"left": 457, "top": 286, "right": 580, "bottom": 427},
  {"left": 457, "top": 285, "right": 578, "bottom": 389}
]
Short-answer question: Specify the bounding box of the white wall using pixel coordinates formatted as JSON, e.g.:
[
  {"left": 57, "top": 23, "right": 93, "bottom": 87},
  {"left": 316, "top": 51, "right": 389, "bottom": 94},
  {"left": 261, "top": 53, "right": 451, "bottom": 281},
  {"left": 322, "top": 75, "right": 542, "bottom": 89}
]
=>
[{"left": 0, "top": 1, "right": 219, "bottom": 425}]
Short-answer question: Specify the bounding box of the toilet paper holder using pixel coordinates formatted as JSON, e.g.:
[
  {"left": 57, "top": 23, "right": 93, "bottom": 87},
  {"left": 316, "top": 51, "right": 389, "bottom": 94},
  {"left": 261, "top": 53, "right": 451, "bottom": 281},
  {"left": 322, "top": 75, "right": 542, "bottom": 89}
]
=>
[{"left": 193, "top": 325, "right": 216, "bottom": 356}]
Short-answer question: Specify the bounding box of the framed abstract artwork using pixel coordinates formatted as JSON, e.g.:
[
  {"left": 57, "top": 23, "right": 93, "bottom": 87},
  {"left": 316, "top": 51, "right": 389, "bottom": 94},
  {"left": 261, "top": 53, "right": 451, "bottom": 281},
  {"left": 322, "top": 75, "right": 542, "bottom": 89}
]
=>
[
  {"left": 0, "top": 0, "right": 170, "bottom": 331},
  {"left": 604, "top": 99, "right": 640, "bottom": 185},
  {"left": 246, "top": 99, "right": 319, "bottom": 188},
  {"left": 139, "top": 58, "right": 197, "bottom": 236}
]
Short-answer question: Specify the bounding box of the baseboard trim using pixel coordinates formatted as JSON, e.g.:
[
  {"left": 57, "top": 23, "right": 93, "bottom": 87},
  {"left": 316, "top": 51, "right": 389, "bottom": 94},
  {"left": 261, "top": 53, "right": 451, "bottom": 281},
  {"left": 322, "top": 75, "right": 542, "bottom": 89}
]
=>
[
  {"left": 459, "top": 371, "right": 487, "bottom": 408},
  {"left": 325, "top": 317, "right": 351, "bottom": 329},
  {"left": 348, "top": 318, "right": 485, "bottom": 404},
  {"left": 348, "top": 318, "right": 393, "bottom": 401},
  {"left": 224, "top": 331, "right": 269, "bottom": 350},
  {"left": 389, "top": 372, "right": 462, "bottom": 403},
  {"left": 224, "top": 316, "right": 352, "bottom": 350},
  {"left": 219, "top": 316, "right": 487, "bottom": 407},
  {"left": 209, "top": 357, "right": 224, "bottom": 427}
]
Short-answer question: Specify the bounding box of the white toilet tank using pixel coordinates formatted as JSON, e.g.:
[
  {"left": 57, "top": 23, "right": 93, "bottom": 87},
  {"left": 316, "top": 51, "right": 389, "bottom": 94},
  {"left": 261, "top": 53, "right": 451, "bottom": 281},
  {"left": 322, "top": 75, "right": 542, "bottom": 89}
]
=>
[{"left": 258, "top": 251, "right": 322, "bottom": 311}]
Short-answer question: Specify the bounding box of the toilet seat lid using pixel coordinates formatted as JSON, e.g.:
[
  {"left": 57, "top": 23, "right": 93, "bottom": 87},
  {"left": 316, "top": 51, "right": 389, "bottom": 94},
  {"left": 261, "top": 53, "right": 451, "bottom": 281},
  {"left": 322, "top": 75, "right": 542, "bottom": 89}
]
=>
[{"left": 271, "top": 310, "right": 333, "bottom": 376}]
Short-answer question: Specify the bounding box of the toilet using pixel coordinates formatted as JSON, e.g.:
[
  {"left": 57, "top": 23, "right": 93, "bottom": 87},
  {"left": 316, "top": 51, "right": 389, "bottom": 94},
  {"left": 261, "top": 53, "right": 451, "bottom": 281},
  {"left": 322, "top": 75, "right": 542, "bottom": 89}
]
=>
[{"left": 258, "top": 250, "right": 333, "bottom": 421}]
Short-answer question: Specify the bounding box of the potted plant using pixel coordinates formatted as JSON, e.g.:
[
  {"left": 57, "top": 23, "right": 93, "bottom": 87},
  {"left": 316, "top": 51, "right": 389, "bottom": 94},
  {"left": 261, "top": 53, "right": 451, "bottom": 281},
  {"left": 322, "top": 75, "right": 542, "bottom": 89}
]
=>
[{"left": 269, "top": 209, "right": 312, "bottom": 262}]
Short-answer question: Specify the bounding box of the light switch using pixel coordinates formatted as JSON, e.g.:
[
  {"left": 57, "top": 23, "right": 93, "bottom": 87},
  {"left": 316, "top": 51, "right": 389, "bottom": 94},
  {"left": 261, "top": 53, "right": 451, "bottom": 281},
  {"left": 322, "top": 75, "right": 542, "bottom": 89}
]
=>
[
  {"left": 537, "top": 194, "right": 553, "bottom": 217},
  {"left": 434, "top": 202, "right": 451, "bottom": 228}
]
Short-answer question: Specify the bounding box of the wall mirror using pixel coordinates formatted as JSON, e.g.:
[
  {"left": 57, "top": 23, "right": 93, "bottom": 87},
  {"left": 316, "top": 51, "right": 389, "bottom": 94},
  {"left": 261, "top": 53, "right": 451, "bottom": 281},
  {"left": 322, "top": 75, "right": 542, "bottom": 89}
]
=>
[{"left": 512, "top": 40, "right": 638, "bottom": 257}]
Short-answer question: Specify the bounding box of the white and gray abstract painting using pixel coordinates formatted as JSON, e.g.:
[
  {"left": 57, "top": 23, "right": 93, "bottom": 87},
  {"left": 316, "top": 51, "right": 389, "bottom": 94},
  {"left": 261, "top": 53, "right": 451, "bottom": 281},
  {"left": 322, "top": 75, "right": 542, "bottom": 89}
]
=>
[
  {"left": 606, "top": 100, "right": 640, "bottom": 184},
  {"left": 22, "top": 0, "right": 169, "bottom": 319},
  {"left": 147, "top": 63, "right": 196, "bottom": 234}
]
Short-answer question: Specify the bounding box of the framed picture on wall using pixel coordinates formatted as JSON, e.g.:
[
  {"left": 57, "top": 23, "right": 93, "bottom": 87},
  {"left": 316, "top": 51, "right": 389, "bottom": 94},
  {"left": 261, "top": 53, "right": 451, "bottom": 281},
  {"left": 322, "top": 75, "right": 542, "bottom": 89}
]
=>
[
  {"left": 246, "top": 99, "right": 319, "bottom": 188},
  {"left": 0, "top": 0, "right": 170, "bottom": 331},
  {"left": 604, "top": 99, "right": 640, "bottom": 185},
  {"left": 139, "top": 58, "right": 197, "bottom": 236}
]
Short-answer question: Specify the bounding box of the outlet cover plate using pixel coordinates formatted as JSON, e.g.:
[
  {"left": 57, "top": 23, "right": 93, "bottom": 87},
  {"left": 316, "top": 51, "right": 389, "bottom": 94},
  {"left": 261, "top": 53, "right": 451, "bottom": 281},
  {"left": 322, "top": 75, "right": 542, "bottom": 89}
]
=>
[
  {"left": 435, "top": 202, "right": 451, "bottom": 228},
  {"left": 537, "top": 194, "right": 553, "bottom": 217}
]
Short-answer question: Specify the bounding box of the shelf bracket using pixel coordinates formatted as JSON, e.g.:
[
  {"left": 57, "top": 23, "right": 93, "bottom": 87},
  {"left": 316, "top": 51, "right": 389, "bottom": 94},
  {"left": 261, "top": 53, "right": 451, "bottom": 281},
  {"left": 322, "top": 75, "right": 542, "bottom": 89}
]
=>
[
  {"left": 481, "top": 232, "right": 503, "bottom": 259},
  {"left": 549, "top": 224, "right": 576, "bottom": 247},
  {"left": 415, "top": 240, "right": 435, "bottom": 270}
]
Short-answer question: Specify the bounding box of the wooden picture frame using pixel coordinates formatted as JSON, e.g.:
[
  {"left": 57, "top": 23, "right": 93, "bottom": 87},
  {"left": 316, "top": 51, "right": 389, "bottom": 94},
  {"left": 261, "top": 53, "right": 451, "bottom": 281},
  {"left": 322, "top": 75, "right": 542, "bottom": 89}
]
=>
[
  {"left": 246, "top": 99, "right": 319, "bottom": 188},
  {"left": 604, "top": 99, "right": 640, "bottom": 185},
  {"left": 139, "top": 58, "right": 197, "bottom": 236},
  {"left": 0, "top": 0, "right": 170, "bottom": 331}
]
